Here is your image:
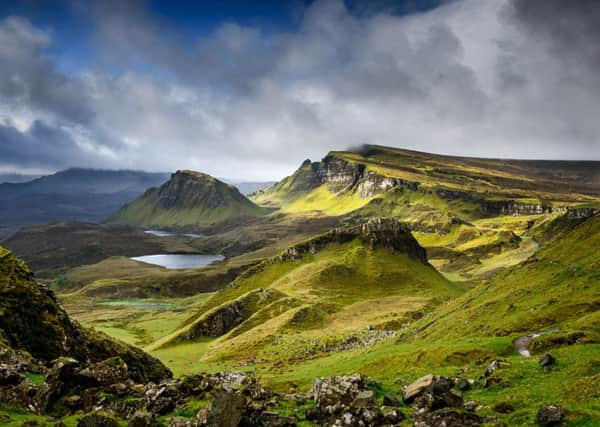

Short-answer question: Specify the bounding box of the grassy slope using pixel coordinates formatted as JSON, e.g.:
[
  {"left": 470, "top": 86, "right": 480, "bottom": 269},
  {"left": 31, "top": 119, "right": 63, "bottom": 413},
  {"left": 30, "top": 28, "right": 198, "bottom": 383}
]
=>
[
  {"left": 335, "top": 146, "right": 600, "bottom": 202},
  {"left": 109, "top": 171, "right": 266, "bottom": 230},
  {"left": 411, "top": 214, "right": 600, "bottom": 340},
  {"left": 149, "top": 238, "right": 463, "bottom": 371}
]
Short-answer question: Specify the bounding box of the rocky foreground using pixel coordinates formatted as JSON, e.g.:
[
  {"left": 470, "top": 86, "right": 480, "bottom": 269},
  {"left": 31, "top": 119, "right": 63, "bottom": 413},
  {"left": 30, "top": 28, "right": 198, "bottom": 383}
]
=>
[{"left": 0, "top": 354, "right": 566, "bottom": 426}]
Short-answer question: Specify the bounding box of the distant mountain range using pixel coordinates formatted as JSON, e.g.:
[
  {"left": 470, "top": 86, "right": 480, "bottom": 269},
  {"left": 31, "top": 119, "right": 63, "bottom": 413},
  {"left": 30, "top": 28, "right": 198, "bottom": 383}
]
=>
[
  {"left": 0, "top": 168, "right": 275, "bottom": 239},
  {"left": 0, "top": 173, "right": 42, "bottom": 184}
]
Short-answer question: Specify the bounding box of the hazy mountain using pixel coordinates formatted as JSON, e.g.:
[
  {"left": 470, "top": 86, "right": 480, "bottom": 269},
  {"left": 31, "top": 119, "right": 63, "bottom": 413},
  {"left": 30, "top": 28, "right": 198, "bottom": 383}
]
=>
[
  {"left": 0, "top": 173, "right": 42, "bottom": 184},
  {"left": 0, "top": 169, "right": 169, "bottom": 232}
]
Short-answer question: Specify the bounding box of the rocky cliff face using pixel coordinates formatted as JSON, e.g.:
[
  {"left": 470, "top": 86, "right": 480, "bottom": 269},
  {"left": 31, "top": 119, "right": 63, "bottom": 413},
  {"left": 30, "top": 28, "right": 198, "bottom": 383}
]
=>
[
  {"left": 269, "top": 154, "right": 419, "bottom": 200},
  {"left": 481, "top": 200, "right": 559, "bottom": 216},
  {"left": 0, "top": 246, "right": 171, "bottom": 383},
  {"left": 280, "top": 218, "right": 428, "bottom": 265},
  {"left": 313, "top": 155, "right": 419, "bottom": 197}
]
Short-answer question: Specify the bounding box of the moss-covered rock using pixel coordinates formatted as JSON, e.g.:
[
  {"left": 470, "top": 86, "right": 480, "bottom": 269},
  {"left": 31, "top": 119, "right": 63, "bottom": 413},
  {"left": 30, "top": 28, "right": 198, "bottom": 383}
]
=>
[{"left": 0, "top": 246, "right": 171, "bottom": 384}]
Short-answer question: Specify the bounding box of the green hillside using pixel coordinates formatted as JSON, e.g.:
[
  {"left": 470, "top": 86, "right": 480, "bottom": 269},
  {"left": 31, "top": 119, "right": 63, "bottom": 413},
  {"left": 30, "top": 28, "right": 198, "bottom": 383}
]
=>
[
  {"left": 148, "top": 219, "right": 463, "bottom": 369},
  {"left": 108, "top": 170, "right": 266, "bottom": 230},
  {"left": 412, "top": 213, "right": 600, "bottom": 341}
]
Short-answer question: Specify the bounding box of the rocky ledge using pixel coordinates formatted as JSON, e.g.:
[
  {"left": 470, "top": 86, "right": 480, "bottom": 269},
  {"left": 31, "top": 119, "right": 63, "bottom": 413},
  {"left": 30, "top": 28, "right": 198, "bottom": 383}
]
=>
[{"left": 280, "top": 218, "right": 429, "bottom": 265}]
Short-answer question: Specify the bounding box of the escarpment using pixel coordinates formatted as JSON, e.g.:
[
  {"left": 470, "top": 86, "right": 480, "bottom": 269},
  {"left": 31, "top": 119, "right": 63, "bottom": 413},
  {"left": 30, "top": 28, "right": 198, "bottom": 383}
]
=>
[
  {"left": 280, "top": 218, "right": 428, "bottom": 265},
  {"left": 265, "top": 154, "right": 420, "bottom": 200}
]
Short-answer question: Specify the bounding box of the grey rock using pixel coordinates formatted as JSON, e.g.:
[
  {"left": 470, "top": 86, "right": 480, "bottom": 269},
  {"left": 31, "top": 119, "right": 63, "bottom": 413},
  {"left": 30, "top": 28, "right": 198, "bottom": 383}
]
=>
[
  {"left": 537, "top": 404, "right": 565, "bottom": 426},
  {"left": 128, "top": 411, "right": 158, "bottom": 427},
  {"left": 352, "top": 390, "right": 375, "bottom": 407},
  {"left": 382, "top": 394, "right": 401, "bottom": 407},
  {"left": 539, "top": 354, "right": 556, "bottom": 372},
  {"left": 77, "top": 412, "right": 120, "bottom": 427},
  {"left": 311, "top": 374, "right": 369, "bottom": 407}
]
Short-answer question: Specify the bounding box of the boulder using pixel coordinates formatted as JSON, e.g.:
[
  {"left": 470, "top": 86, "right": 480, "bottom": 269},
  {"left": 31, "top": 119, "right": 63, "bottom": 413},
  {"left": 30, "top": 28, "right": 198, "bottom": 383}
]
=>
[
  {"left": 382, "top": 394, "right": 401, "bottom": 407},
  {"left": 414, "top": 408, "right": 486, "bottom": 427},
  {"left": 37, "top": 357, "right": 81, "bottom": 413},
  {"left": 198, "top": 389, "right": 246, "bottom": 427},
  {"left": 539, "top": 354, "right": 556, "bottom": 372},
  {"left": 412, "top": 389, "right": 463, "bottom": 412},
  {"left": 257, "top": 410, "right": 297, "bottom": 426},
  {"left": 128, "top": 411, "right": 158, "bottom": 427},
  {"left": 484, "top": 360, "right": 500, "bottom": 377},
  {"left": 0, "top": 363, "right": 22, "bottom": 385},
  {"left": 352, "top": 390, "right": 375, "bottom": 407},
  {"left": 77, "top": 412, "right": 120, "bottom": 427},
  {"left": 311, "top": 374, "right": 369, "bottom": 407},
  {"left": 455, "top": 378, "right": 471, "bottom": 391},
  {"left": 537, "top": 404, "right": 565, "bottom": 426},
  {"left": 493, "top": 402, "right": 515, "bottom": 414},
  {"left": 168, "top": 418, "right": 194, "bottom": 427},
  {"left": 77, "top": 357, "right": 129, "bottom": 387},
  {"left": 402, "top": 374, "right": 453, "bottom": 403}
]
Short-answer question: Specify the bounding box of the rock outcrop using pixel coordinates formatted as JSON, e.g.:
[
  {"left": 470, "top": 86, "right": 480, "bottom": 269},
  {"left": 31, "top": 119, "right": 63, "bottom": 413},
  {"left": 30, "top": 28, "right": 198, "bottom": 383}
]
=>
[
  {"left": 0, "top": 245, "right": 172, "bottom": 413},
  {"left": 280, "top": 218, "right": 429, "bottom": 265},
  {"left": 481, "top": 199, "right": 556, "bottom": 216},
  {"left": 263, "top": 154, "right": 419, "bottom": 201},
  {"left": 181, "top": 289, "right": 283, "bottom": 340}
]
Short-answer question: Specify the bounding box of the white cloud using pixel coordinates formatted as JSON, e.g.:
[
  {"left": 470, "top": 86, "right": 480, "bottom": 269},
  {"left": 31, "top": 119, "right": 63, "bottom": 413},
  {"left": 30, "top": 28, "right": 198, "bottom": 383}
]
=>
[{"left": 0, "top": 0, "right": 599, "bottom": 180}]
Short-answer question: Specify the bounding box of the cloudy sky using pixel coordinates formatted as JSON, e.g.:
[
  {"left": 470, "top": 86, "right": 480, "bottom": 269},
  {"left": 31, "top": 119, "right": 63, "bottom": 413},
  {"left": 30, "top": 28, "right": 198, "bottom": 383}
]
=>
[{"left": 0, "top": 0, "right": 598, "bottom": 180}]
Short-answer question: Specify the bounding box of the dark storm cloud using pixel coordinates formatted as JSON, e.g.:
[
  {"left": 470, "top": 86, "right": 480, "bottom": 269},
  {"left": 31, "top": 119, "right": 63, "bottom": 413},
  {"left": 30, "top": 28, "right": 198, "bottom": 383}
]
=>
[
  {"left": 508, "top": 0, "right": 600, "bottom": 67},
  {"left": 0, "top": 16, "right": 94, "bottom": 126},
  {"left": 0, "top": 0, "right": 598, "bottom": 179},
  {"left": 0, "top": 120, "right": 96, "bottom": 170}
]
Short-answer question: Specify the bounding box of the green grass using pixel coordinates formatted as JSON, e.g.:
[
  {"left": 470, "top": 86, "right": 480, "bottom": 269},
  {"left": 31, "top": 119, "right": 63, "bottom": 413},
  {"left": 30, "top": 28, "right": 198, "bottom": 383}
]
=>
[{"left": 281, "top": 184, "right": 376, "bottom": 215}]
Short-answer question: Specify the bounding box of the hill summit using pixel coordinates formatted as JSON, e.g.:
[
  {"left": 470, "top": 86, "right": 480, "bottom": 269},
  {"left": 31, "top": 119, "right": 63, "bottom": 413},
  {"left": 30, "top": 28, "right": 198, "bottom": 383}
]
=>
[{"left": 108, "top": 170, "right": 266, "bottom": 230}]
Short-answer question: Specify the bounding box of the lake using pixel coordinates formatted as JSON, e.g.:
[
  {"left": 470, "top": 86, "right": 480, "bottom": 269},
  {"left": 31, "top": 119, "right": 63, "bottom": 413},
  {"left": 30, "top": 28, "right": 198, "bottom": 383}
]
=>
[
  {"left": 144, "top": 229, "right": 204, "bottom": 238},
  {"left": 130, "top": 254, "right": 224, "bottom": 269}
]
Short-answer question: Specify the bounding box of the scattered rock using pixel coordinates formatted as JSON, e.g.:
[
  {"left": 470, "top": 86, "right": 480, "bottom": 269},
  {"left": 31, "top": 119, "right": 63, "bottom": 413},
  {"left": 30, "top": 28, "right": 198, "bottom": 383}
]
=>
[
  {"left": 402, "top": 374, "right": 453, "bottom": 403},
  {"left": 414, "top": 408, "right": 486, "bottom": 427},
  {"left": 352, "top": 390, "right": 375, "bottom": 407},
  {"left": 539, "top": 354, "right": 556, "bottom": 372},
  {"left": 77, "top": 412, "right": 120, "bottom": 427},
  {"left": 493, "top": 402, "right": 515, "bottom": 413},
  {"left": 257, "top": 410, "right": 297, "bottom": 426},
  {"left": 311, "top": 374, "right": 368, "bottom": 407},
  {"left": 537, "top": 404, "right": 565, "bottom": 426},
  {"left": 128, "top": 411, "right": 158, "bottom": 427},
  {"left": 412, "top": 388, "right": 463, "bottom": 412},
  {"left": 37, "top": 357, "right": 81, "bottom": 413},
  {"left": 78, "top": 357, "right": 129, "bottom": 387},
  {"left": 455, "top": 378, "right": 471, "bottom": 391},
  {"left": 199, "top": 389, "right": 246, "bottom": 427},
  {"left": 382, "top": 394, "right": 401, "bottom": 407},
  {"left": 168, "top": 418, "right": 194, "bottom": 427},
  {"left": 464, "top": 401, "right": 479, "bottom": 412},
  {"left": 0, "top": 363, "right": 22, "bottom": 385},
  {"left": 484, "top": 360, "right": 503, "bottom": 377}
]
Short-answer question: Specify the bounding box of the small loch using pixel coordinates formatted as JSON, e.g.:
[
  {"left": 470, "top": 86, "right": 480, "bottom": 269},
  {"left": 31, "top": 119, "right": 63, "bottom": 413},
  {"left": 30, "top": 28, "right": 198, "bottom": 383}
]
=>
[
  {"left": 144, "top": 229, "right": 204, "bottom": 238},
  {"left": 130, "top": 254, "right": 224, "bottom": 269}
]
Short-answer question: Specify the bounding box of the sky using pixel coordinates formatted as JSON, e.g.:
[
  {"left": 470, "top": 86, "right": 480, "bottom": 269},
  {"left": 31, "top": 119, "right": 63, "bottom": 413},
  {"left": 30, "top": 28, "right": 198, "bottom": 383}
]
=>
[{"left": 0, "top": 0, "right": 599, "bottom": 180}]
